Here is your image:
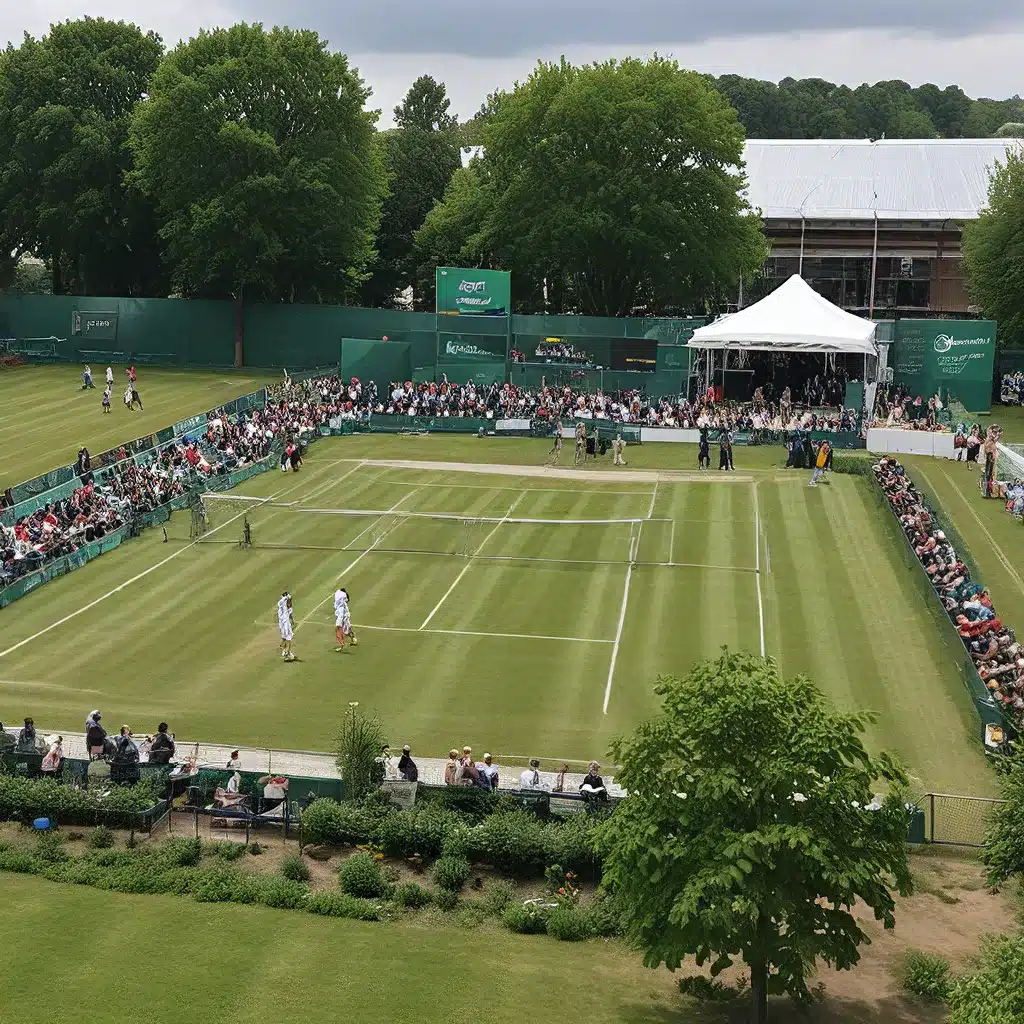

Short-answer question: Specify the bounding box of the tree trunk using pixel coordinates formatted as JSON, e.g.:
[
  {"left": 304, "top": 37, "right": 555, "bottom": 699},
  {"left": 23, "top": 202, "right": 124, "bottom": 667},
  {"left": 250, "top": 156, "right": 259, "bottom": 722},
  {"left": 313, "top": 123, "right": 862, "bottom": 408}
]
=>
[
  {"left": 233, "top": 290, "right": 244, "bottom": 368},
  {"left": 750, "top": 960, "right": 768, "bottom": 1024}
]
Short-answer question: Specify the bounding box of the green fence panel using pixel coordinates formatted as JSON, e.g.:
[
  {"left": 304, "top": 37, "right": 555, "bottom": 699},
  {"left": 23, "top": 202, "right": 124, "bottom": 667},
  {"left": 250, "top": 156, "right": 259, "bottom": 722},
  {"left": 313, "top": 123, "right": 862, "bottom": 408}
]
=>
[
  {"left": 435, "top": 360, "right": 506, "bottom": 386},
  {"left": 340, "top": 338, "right": 413, "bottom": 392}
]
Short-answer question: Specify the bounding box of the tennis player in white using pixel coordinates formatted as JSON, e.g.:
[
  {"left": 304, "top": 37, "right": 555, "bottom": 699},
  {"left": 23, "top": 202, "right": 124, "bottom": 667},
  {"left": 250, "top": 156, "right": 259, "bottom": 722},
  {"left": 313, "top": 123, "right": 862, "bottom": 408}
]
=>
[
  {"left": 277, "top": 591, "right": 296, "bottom": 661},
  {"left": 333, "top": 587, "right": 358, "bottom": 651}
]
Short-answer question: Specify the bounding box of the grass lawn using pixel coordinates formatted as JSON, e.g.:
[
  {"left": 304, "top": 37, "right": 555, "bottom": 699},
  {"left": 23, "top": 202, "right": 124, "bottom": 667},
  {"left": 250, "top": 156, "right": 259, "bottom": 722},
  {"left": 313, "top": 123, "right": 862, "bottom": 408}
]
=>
[
  {"left": 0, "top": 363, "right": 276, "bottom": 490},
  {"left": 0, "top": 874, "right": 694, "bottom": 1024},
  {"left": 0, "top": 429, "right": 992, "bottom": 793}
]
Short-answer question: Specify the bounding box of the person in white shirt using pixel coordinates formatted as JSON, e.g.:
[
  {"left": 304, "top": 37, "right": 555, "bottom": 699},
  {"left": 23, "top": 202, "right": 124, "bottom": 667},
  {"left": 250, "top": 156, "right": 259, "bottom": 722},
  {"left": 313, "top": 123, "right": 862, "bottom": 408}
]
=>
[
  {"left": 277, "top": 591, "right": 296, "bottom": 661},
  {"left": 518, "top": 758, "right": 547, "bottom": 791},
  {"left": 105, "top": 366, "right": 114, "bottom": 386},
  {"left": 476, "top": 753, "right": 499, "bottom": 791},
  {"left": 333, "top": 587, "right": 358, "bottom": 651}
]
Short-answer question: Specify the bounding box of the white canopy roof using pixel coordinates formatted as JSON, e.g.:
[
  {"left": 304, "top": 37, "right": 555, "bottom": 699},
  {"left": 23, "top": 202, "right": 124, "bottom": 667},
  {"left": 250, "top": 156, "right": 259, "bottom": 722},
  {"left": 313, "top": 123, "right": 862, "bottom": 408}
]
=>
[{"left": 688, "top": 275, "right": 878, "bottom": 355}]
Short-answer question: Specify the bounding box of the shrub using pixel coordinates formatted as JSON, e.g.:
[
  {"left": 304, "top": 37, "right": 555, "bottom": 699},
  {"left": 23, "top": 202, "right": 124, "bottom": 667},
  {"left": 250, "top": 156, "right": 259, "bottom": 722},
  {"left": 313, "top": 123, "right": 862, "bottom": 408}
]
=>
[
  {"left": 192, "top": 868, "right": 239, "bottom": 903},
  {"left": 463, "top": 812, "right": 547, "bottom": 875},
  {"left": 338, "top": 852, "right": 388, "bottom": 898},
  {"left": 305, "top": 891, "right": 381, "bottom": 920},
  {"left": 335, "top": 704, "right": 387, "bottom": 802},
  {"left": 257, "top": 877, "right": 309, "bottom": 910},
  {"left": 677, "top": 976, "right": 745, "bottom": 1002},
  {"left": 87, "top": 827, "right": 114, "bottom": 850},
  {"left": 281, "top": 855, "right": 311, "bottom": 882},
  {"left": 420, "top": 785, "right": 496, "bottom": 821},
  {"left": 455, "top": 903, "right": 488, "bottom": 928},
  {"left": 542, "top": 814, "right": 603, "bottom": 876},
  {"left": 302, "top": 799, "right": 379, "bottom": 847},
  {"left": 433, "top": 854, "right": 471, "bottom": 892},
  {"left": 394, "top": 882, "right": 431, "bottom": 909},
  {"left": 502, "top": 901, "right": 548, "bottom": 934},
  {"left": 901, "top": 950, "right": 951, "bottom": 1002},
  {"left": 585, "top": 886, "right": 625, "bottom": 938},
  {"left": 248, "top": 842, "right": 263, "bottom": 856},
  {"left": 35, "top": 833, "right": 69, "bottom": 863},
  {"left": 162, "top": 837, "right": 202, "bottom": 867},
  {"left": 214, "top": 842, "right": 246, "bottom": 862},
  {"left": 546, "top": 905, "right": 592, "bottom": 942},
  {"left": 0, "top": 849, "right": 38, "bottom": 874},
  {"left": 378, "top": 807, "right": 464, "bottom": 859},
  {"left": 433, "top": 889, "right": 459, "bottom": 912},
  {"left": 0, "top": 775, "right": 159, "bottom": 828},
  {"left": 481, "top": 879, "right": 517, "bottom": 916}
]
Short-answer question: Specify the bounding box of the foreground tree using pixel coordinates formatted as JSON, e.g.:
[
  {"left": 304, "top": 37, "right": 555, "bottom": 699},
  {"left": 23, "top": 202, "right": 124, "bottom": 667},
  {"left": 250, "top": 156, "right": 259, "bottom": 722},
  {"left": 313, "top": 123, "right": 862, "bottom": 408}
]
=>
[
  {"left": 361, "top": 77, "right": 460, "bottom": 308},
  {"left": 963, "top": 150, "right": 1024, "bottom": 350},
  {"left": 982, "top": 755, "right": 1024, "bottom": 886},
  {"left": 596, "top": 649, "right": 913, "bottom": 1024},
  {"left": 130, "top": 23, "right": 384, "bottom": 310},
  {"left": 423, "top": 56, "right": 766, "bottom": 316},
  {"left": 946, "top": 934, "right": 1024, "bottom": 1024},
  {"left": 0, "top": 18, "right": 164, "bottom": 295}
]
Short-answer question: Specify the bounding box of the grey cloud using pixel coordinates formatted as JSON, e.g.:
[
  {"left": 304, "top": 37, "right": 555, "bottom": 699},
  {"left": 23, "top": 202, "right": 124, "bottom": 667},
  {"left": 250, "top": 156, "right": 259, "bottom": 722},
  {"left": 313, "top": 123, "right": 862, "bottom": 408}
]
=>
[{"left": 246, "top": 0, "right": 1023, "bottom": 57}]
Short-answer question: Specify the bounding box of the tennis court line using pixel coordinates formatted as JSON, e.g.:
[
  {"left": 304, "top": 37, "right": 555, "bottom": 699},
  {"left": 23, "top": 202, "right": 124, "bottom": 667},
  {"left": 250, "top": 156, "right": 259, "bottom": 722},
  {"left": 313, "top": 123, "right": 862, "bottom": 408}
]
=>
[
  {"left": 383, "top": 479, "right": 656, "bottom": 497},
  {"left": 418, "top": 491, "right": 527, "bottom": 630},
  {"left": 753, "top": 482, "right": 766, "bottom": 657},
  {"left": 603, "top": 534, "right": 637, "bottom": 714},
  {"left": 357, "top": 624, "right": 611, "bottom": 644},
  {"left": 0, "top": 461, "right": 368, "bottom": 662},
  {"left": 295, "top": 488, "right": 423, "bottom": 630}
]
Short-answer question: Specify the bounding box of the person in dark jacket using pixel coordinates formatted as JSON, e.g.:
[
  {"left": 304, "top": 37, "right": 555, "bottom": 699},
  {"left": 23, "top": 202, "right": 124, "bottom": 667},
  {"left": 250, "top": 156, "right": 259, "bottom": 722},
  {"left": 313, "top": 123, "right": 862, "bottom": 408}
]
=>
[
  {"left": 111, "top": 726, "right": 140, "bottom": 783},
  {"left": 86, "top": 711, "right": 108, "bottom": 757},
  {"left": 148, "top": 722, "right": 175, "bottom": 764},
  {"left": 397, "top": 744, "right": 418, "bottom": 782},
  {"left": 17, "top": 717, "right": 38, "bottom": 750}
]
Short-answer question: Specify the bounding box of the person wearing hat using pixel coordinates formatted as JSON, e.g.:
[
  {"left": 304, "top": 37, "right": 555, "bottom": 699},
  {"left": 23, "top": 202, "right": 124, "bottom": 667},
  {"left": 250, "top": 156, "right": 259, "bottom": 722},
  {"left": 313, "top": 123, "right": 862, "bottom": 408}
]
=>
[
  {"left": 476, "top": 752, "right": 499, "bottom": 791},
  {"left": 580, "top": 761, "right": 608, "bottom": 802},
  {"left": 86, "top": 712, "right": 107, "bottom": 758},
  {"left": 519, "top": 758, "right": 546, "bottom": 791},
  {"left": 397, "top": 744, "right": 418, "bottom": 782}
]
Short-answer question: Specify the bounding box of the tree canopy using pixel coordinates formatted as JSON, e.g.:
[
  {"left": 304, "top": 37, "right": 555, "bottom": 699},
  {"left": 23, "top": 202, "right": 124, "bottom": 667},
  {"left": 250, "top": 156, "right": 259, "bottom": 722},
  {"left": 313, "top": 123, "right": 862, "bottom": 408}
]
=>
[
  {"left": 596, "top": 649, "right": 913, "bottom": 1023},
  {"left": 0, "top": 17, "right": 165, "bottom": 295},
  {"left": 962, "top": 150, "right": 1024, "bottom": 350},
  {"left": 981, "top": 755, "right": 1024, "bottom": 886},
  {"left": 129, "top": 23, "right": 384, "bottom": 304},
  {"left": 417, "top": 57, "right": 767, "bottom": 316},
  {"left": 361, "top": 77, "right": 461, "bottom": 308},
  {"left": 946, "top": 934, "right": 1024, "bottom": 1024}
]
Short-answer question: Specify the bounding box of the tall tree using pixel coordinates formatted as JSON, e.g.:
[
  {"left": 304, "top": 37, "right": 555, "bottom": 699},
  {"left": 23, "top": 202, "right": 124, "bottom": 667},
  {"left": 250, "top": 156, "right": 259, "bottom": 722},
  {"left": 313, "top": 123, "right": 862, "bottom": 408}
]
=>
[
  {"left": 426, "top": 57, "right": 766, "bottom": 316},
  {"left": 393, "top": 74, "right": 457, "bottom": 132},
  {"left": 963, "top": 150, "right": 1024, "bottom": 349},
  {"left": 0, "top": 18, "right": 165, "bottom": 295},
  {"left": 981, "top": 755, "right": 1024, "bottom": 885},
  {"left": 596, "top": 650, "right": 913, "bottom": 1024},
  {"left": 129, "top": 23, "right": 384, "bottom": 308},
  {"left": 362, "top": 77, "right": 460, "bottom": 308}
]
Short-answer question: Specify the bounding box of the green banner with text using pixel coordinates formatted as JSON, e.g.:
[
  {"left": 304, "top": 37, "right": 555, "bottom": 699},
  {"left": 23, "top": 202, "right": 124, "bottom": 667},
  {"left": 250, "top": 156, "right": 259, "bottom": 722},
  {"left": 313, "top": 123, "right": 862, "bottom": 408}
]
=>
[
  {"left": 892, "top": 319, "right": 997, "bottom": 413},
  {"left": 436, "top": 267, "right": 511, "bottom": 316}
]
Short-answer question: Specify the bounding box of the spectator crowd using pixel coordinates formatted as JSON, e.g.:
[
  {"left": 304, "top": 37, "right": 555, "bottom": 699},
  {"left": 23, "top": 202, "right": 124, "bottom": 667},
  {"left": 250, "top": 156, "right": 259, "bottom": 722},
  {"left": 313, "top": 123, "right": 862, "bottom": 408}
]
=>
[{"left": 874, "top": 458, "right": 1024, "bottom": 730}]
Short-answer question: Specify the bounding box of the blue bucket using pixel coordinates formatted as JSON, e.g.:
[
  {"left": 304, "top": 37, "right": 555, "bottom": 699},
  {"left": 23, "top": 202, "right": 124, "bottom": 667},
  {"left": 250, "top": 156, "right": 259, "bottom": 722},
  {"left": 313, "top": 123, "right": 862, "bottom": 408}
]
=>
[{"left": 33, "top": 817, "right": 51, "bottom": 831}]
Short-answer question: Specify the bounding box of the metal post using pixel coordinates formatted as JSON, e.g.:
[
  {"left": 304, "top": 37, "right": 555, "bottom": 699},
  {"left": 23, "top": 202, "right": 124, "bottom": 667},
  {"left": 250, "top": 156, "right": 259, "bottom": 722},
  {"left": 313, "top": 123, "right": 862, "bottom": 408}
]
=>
[
  {"left": 868, "top": 213, "right": 879, "bottom": 319},
  {"left": 799, "top": 217, "right": 806, "bottom": 276},
  {"left": 929, "top": 793, "right": 935, "bottom": 843}
]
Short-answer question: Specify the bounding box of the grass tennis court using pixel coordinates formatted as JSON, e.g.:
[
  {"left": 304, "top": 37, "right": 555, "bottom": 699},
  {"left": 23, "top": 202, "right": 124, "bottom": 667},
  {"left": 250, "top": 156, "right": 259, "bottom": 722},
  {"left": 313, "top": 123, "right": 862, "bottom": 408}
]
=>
[
  {"left": 0, "top": 424, "right": 992, "bottom": 793},
  {"left": 0, "top": 364, "right": 276, "bottom": 490}
]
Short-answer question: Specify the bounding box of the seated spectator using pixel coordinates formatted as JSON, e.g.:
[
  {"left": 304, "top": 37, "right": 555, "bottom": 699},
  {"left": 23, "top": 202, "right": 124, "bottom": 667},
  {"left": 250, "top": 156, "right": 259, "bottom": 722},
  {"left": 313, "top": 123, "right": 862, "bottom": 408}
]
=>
[
  {"left": 41, "top": 736, "right": 63, "bottom": 775},
  {"left": 0, "top": 722, "right": 14, "bottom": 752},
  {"left": 580, "top": 761, "right": 608, "bottom": 801},
  {"left": 476, "top": 753, "right": 499, "bottom": 791},
  {"left": 226, "top": 750, "right": 243, "bottom": 770},
  {"left": 519, "top": 758, "right": 547, "bottom": 791},
  {"left": 16, "top": 717, "right": 40, "bottom": 752},
  {"left": 148, "top": 722, "right": 176, "bottom": 764},
  {"left": 397, "top": 744, "right": 418, "bottom": 782},
  {"left": 86, "top": 711, "right": 108, "bottom": 758},
  {"left": 458, "top": 746, "right": 480, "bottom": 786}
]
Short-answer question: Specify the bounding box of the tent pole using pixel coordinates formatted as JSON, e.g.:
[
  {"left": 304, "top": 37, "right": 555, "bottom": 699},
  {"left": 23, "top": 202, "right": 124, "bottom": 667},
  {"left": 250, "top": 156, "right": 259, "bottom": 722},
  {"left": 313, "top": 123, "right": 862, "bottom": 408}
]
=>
[
  {"left": 868, "top": 213, "right": 879, "bottom": 319},
  {"left": 799, "top": 217, "right": 806, "bottom": 276}
]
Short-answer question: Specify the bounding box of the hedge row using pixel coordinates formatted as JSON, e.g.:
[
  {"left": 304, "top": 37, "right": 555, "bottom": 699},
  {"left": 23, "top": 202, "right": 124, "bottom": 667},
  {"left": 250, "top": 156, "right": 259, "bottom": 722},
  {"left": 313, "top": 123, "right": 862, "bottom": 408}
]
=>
[
  {"left": 0, "top": 839, "right": 383, "bottom": 921},
  {"left": 301, "top": 800, "right": 604, "bottom": 877},
  {"left": 0, "top": 774, "right": 164, "bottom": 828}
]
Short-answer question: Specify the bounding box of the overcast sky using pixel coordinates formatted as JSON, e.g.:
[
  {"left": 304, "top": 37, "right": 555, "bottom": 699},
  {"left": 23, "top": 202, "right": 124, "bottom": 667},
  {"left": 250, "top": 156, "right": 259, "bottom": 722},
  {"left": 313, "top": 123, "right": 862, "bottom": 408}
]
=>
[{"left": 4, "top": 1, "right": 1023, "bottom": 127}]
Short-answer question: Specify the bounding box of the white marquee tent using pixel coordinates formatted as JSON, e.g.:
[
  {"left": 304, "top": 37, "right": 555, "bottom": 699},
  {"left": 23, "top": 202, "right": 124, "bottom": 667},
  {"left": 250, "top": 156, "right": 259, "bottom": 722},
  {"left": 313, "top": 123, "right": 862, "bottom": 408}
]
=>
[{"left": 687, "top": 275, "right": 878, "bottom": 355}]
